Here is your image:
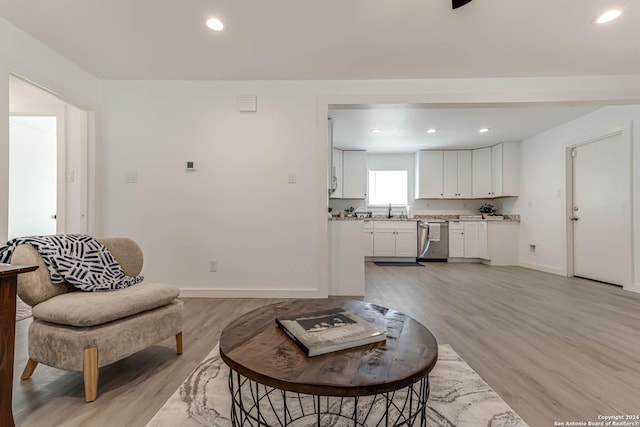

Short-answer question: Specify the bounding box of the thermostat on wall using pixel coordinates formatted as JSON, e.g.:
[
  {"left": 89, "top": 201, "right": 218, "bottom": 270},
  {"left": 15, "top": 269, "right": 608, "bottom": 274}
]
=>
[{"left": 186, "top": 161, "right": 196, "bottom": 171}]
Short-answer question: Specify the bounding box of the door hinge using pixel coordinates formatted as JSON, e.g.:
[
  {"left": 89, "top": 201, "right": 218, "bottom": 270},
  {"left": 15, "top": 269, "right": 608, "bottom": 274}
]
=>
[{"left": 571, "top": 149, "right": 577, "bottom": 158}]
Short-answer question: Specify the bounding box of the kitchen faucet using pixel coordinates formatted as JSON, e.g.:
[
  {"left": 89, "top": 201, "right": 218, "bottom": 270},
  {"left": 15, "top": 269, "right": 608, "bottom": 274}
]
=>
[{"left": 388, "top": 203, "right": 392, "bottom": 219}]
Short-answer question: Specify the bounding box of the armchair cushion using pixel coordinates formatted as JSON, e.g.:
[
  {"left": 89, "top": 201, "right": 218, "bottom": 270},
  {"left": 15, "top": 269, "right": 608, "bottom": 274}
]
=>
[{"left": 32, "top": 282, "right": 180, "bottom": 327}]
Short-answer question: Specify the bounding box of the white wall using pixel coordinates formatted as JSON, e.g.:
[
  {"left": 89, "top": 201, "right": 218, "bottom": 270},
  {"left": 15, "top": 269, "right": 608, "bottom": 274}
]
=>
[
  {"left": 511, "top": 105, "right": 640, "bottom": 293},
  {"left": 98, "top": 81, "right": 326, "bottom": 297},
  {"left": 0, "top": 17, "right": 99, "bottom": 242}
]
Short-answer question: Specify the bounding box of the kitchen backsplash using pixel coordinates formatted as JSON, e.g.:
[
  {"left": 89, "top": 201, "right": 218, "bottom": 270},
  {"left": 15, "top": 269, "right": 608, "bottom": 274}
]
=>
[{"left": 329, "top": 198, "right": 516, "bottom": 217}]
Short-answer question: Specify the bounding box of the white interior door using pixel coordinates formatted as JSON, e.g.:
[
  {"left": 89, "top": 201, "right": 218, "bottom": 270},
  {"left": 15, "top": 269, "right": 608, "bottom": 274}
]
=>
[
  {"left": 571, "top": 131, "right": 631, "bottom": 286},
  {"left": 8, "top": 113, "right": 65, "bottom": 239}
]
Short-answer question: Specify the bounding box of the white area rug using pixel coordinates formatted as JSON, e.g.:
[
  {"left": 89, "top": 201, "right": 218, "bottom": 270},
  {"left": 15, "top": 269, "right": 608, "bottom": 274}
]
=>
[{"left": 148, "top": 344, "right": 528, "bottom": 427}]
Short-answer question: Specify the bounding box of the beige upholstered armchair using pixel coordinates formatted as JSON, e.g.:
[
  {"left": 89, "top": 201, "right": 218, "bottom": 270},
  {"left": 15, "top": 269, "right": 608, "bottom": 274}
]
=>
[{"left": 11, "top": 237, "right": 183, "bottom": 402}]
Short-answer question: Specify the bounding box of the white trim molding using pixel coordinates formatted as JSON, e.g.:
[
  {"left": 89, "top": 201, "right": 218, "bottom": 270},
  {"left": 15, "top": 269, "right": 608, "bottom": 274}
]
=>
[{"left": 519, "top": 261, "right": 565, "bottom": 276}]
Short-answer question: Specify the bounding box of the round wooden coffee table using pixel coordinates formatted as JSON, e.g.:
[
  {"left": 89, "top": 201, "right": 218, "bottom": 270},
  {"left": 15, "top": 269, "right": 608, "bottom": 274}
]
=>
[{"left": 219, "top": 299, "right": 438, "bottom": 426}]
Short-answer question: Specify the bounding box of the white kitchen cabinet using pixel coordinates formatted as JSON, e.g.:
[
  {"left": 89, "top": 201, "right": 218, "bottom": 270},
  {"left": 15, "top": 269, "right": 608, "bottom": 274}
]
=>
[
  {"left": 449, "top": 222, "right": 465, "bottom": 257},
  {"left": 478, "top": 221, "right": 488, "bottom": 259},
  {"left": 330, "top": 148, "right": 343, "bottom": 199},
  {"left": 395, "top": 227, "right": 418, "bottom": 257},
  {"left": 491, "top": 143, "right": 503, "bottom": 197},
  {"left": 373, "top": 221, "right": 417, "bottom": 257},
  {"left": 465, "top": 221, "right": 488, "bottom": 258},
  {"left": 472, "top": 147, "right": 492, "bottom": 198},
  {"left": 329, "top": 220, "right": 365, "bottom": 296},
  {"left": 473, "top": 143, "right": 519, "bottom": 198},
  {"left": 463, "top": 221, "right": 479, "bottom": 257},
  {"left": 343, "top": 151, "right": 367, "bottom": 199},
  {"left": 444, "top": 150, "right": 472, "bottom": 198},
  {"left": 493, "top": 142, "right": 520, "bottom": 197},
  {"left": 450, "top": 221, "right": 488, "bottom": 258},
  {"left": 415, "top": 151, "right": 444, "bottom": 199},
  {"left": 363, "top": 220, "right": 374, "bottom": 257}
]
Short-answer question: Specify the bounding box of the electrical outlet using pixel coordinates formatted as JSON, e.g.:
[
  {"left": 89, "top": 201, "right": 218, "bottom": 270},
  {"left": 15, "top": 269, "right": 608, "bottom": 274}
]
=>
[
  {"left": 209, "top": 259, "right": 217, "bottom": 272},
  {"left": 529, "top": 244, "right": 536, "bottom": 254}
]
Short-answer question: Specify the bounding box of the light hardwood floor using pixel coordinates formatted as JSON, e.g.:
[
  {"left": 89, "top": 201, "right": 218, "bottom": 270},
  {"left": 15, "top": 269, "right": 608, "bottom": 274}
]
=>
[{"left": 12, "top": 263, "right": 640, "bottom": 426}]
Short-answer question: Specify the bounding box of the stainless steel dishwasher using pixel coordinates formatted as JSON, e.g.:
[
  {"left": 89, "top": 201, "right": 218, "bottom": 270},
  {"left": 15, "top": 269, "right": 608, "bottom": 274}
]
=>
[{"left": 417, "top": 221, "right": 449, "bottom": 261}]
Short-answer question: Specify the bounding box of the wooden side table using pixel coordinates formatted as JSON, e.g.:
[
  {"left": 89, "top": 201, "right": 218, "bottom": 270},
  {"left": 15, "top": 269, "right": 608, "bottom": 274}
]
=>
[
  {"left": 219, "top": 299, "right": 438, "bottom": 426},
  {"left": 1, "top": 264, "right": 38, "bottom": 427}
]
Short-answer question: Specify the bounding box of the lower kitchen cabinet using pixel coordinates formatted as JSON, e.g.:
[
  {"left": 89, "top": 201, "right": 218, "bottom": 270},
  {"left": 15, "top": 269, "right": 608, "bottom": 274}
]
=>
[
  {"left": 449, "top": 221, "right": 488, "bottom": 258},
  {"left": 449, "top": 222, "right": 465, "bottom": 257},
  {"left": 373, "top": 221, "right": 418, "bottom": 257}
]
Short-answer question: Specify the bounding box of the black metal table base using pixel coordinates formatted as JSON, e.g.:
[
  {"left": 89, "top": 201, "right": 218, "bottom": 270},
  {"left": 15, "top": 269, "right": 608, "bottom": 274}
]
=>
[{"left": 228, "top": 371, "right": 430, "bottom": 426}]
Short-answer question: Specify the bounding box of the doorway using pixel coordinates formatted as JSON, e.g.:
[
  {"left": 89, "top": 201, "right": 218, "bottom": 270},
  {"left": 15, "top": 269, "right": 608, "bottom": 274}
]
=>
[
  {"left": 567, "top": 127, "right": 632, "bottom": 287},
  {"left": 7, "top": 75, "right": 91, "bottom": 239},
  {"left": 8, "top": 113, "right": 62, "bottom": 238}
]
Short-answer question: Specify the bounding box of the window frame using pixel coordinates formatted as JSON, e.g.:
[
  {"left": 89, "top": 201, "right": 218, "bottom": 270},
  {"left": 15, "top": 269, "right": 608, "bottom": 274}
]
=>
[{"left": 367, "top": 169, "right": 409, "bottom": 207}]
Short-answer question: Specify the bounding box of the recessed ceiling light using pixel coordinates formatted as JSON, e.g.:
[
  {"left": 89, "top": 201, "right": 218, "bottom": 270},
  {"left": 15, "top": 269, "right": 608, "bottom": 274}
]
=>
[
  {"left": 594, "top": 9, "right": 622, "bottom": 24},
  {"left": 426, "top": 128, "right": 438, "bottom": 134},
  {"left": 479, "top": 128, "right": 490, "bottom": 133},
  {"left": 371, "top": 129, "right": 382, "bottom": 134},
  {"left": 206, "top": 17, "right": 224, "bottom": 31}
]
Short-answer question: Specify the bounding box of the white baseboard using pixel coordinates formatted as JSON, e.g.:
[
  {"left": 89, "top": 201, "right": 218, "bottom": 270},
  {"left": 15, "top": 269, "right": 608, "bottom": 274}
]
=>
[
  {"left": 519, "top": 261, "right": 565, "bottom": 276},
  {"left": 179, "top": 288, "right": 327, "bottom": 299},
  {"left": 624, "top": 283, "right": 640, "bottom": 294}
]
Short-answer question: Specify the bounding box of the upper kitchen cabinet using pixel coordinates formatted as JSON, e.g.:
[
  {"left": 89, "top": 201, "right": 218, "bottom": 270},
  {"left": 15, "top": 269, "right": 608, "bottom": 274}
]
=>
[
  {"left": 443, "top": 151, "right": 472, "bottom": 198},
  {"left": 472, "top": 147, "right": 492, "bottom": 198},
  {"left": 330, "top": 148, "right": 343, "bottom": 199},
  {"left": 342, "top": 150, "right": 367, "bottom": 199},
  {"left": 415, "top": 150, "right": 444, "bottom": 199},
  {"left": 472, "top": 142, "right": 520, "bottom": 198},
  {"left": 493, "top": 142, "right": 520, "bottom": 197}
]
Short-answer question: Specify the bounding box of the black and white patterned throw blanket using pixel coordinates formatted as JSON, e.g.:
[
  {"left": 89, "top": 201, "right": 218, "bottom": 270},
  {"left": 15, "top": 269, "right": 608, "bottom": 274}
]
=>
[{"left": 0, "top": 234, "right": 144, "bottom": 292}]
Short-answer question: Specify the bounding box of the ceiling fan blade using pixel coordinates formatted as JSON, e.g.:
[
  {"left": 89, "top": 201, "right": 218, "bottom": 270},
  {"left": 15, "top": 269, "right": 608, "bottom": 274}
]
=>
[{"left": 452, "top": 0, "right": 473, "bottom": 9}]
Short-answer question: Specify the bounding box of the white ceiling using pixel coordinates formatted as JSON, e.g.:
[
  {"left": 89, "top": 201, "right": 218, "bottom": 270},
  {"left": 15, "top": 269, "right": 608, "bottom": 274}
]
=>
[
  {"left": 330, "top": 104, "right": 603, "bottom": 152},
  {"left": 1, "top": 1, "right": 636, "bottom": 152},
  {"left": 0, "top": 0, "right": 638, "bottom": 80}
]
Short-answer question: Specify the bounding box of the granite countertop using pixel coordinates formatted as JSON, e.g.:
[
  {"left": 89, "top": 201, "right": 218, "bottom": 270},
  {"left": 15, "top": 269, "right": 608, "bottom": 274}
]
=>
[
  {"left": 329, "top": 215, "right": 421, "bottom": 221},
  {"left": 330, "top": 214, "right": 520, "bottom": 222}
]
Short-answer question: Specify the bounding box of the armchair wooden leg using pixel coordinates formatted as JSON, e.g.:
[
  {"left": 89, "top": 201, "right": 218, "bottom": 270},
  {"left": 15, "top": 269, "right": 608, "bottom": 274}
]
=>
[
  {"left": 20, "top": 358, "right": 38, "bottom": 380},
  {"left": 176, "top": 332, "right": 183, "bottom": 355},
  {"left": 83, "top": 348, "right": 99, "bottom": 402}
]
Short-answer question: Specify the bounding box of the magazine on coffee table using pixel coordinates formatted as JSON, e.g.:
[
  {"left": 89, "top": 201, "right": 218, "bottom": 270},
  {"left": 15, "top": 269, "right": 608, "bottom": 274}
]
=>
[{"left": 276, "top": 307, "right": 386, "bottom": 357}]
